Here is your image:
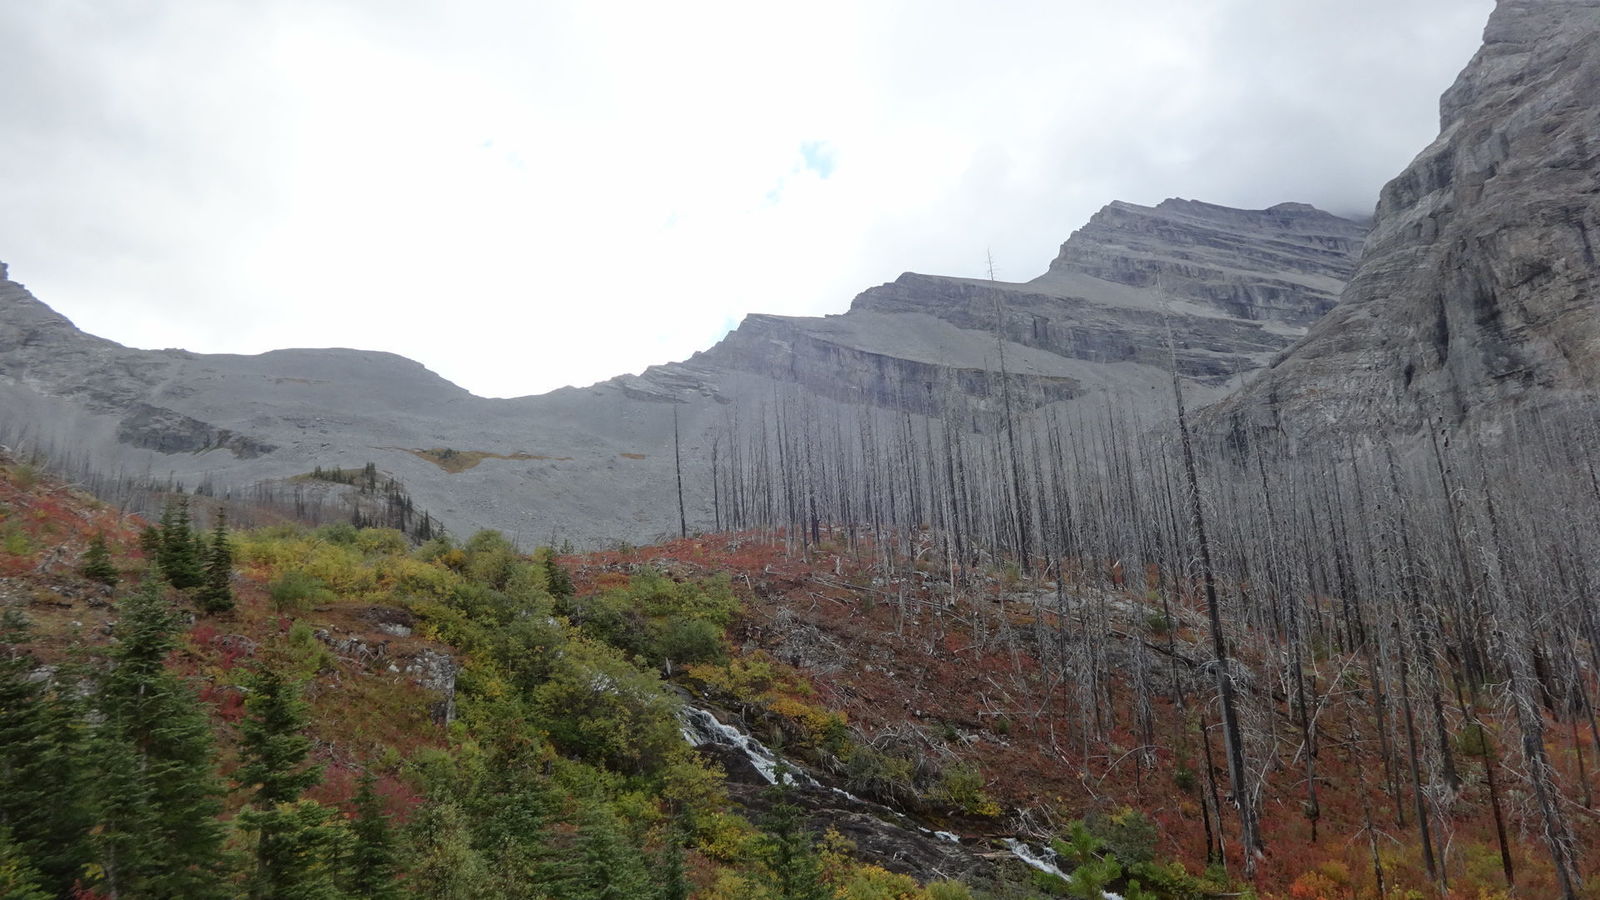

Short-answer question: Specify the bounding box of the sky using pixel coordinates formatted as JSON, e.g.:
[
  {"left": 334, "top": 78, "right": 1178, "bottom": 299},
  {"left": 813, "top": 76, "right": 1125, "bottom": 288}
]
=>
[{"left": 0, "top": 0, "right": 1494, "bottom": 398}]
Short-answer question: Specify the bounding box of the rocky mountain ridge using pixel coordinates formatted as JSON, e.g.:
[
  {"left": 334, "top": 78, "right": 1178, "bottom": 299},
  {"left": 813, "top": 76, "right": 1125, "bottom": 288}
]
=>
[{"left": 0, "top": 197, "right": 1363, "bottom": 544}]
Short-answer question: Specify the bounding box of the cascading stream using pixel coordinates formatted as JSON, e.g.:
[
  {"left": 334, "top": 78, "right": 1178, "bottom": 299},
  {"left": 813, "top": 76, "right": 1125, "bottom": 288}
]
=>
[{"left": 679, "top": 704, "right": 1117, "bottom": 896}]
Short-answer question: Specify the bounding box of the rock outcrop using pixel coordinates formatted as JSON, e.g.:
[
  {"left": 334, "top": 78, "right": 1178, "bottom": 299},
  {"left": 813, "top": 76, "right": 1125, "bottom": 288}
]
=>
[{"left": 1213, "top": 0, "right": 1600, "bottom": 440}]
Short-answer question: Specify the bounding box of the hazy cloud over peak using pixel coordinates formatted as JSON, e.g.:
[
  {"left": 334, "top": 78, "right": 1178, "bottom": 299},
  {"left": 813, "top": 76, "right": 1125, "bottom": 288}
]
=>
[{"left": 0, "top": 0, "right": 1492, "bottom": 397}]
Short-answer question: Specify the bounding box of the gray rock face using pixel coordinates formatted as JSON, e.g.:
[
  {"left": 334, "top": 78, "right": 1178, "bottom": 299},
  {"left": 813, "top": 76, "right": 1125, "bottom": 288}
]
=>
[
  {"left": 1213, "top": 0, "right": 1600, "bottom": 440},
  {"left": 0, "top": 198, "right": 1361, "bottom": 545},
  {"left": 693, "top": 198, "right": 1365, "bottom": 425}
]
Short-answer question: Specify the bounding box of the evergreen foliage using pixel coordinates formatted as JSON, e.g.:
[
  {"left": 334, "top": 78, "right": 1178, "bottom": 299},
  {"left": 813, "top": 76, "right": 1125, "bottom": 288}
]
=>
[
  {"left": 235, "top": 663, "right": 349, "bottom": 898},
  {"left": 404, "top": 798, "right": 493, "bottom": 899},
  {"left": 571, "top": 805, "right": 652, "bottom": 900},
  {"left": 2, "top": 502, "right": 1067, "bottom": 900},
  {"left": 238, "top": 799, "right": 348, "bottom": 900},
  {"left": 654, "top": 821, "right": 692, "bottom": 900},
  {"left": 92, "top": 577, "right": 231, "bottom": 899},
  {"left": 81, "top": 531, "right": 119, "bottom": 586},
  {"left": 238, "top": 665, "right": 321, "bottom": 806},
  {"left": 346, "top": 771, "right": 401, "bottom": 900},
  {"left": 757, "top": 769, "right": 830, "bottom": 900},
  {"left": 0, "top": 608, "right": 93, "bottom": 894},
  {"left": 540, "top": 547, "right": 575, "bottom": 598},
  {"left": 0, "top": 826, "right": 51, "bottom": 900},
  {"left": 196, "top": 510, "right": 235, "bottom": 613},
  {"left": 155, "top": 496, "right": 203, "bottom": 590},
  {"left": 137, "top": 523, "right": 161, "bottom": 559}
]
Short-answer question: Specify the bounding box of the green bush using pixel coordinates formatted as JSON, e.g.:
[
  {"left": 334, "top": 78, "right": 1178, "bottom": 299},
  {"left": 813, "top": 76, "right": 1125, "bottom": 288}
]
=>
[
  {"left": 269, "top": 571, "right": 334, "bottom": 612},
  {"left": 315, "top": 522, "right": 361, "bottom": 546},
  {"left": 933, "top": 763, "right": 999, "bottom": 817},
  {"left": 1086, "top": 807, "right": 1157, "bottom": 865}
]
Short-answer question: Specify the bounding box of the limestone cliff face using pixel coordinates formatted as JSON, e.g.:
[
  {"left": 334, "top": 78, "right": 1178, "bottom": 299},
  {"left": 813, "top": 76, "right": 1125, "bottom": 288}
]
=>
[{"left": 1214, "top": 0, "right": 1600, "bottom": 439}]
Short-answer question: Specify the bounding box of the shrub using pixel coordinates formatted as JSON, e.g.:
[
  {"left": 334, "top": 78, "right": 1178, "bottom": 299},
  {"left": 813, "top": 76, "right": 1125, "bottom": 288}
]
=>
[
  {"left": 269, "top": 571, "right": 334, "bottom": 612},
  {"left": 1086, "top": 807, "right": 1158, "bottom": 865},
  {"left": 315, "top": 522, "right": 360, "bottom": 546},
  {"left": 654, "top": 617, "right": 726, "bottom": 667},
  {"left": 933, "top": 763, "right": 1000, "bottom": 817}
]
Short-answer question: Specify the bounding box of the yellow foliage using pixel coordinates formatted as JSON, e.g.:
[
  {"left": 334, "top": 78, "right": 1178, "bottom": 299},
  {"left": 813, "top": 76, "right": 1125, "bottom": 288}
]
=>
[
  {"left": 695, "top": 810, "right": 759, "bottom": 863},
  {"left": 703, "top": 869, "right": 761, "bottom": 900},
  {"left": 835, "top": 864, "right": 923, "bottom": 899}
]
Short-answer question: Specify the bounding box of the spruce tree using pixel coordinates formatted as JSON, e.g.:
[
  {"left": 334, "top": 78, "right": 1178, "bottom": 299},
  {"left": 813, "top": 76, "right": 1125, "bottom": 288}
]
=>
[
  {"left": 0, "top": 826, "right": 51, "bottom": 900},
  {"left": 541, "top": 549, "right": 574, "bottom": 599},
  {"left": 756, "top": 769, "right": 829, "bottom": 900},
  {"left": 0, "top": 608, "right": 92, "bottom": 894},
  {"left": 81, "top": 531, "right": 119, "bottom": 586},
  {"left": 92, "top": 577, "right": 230, "bottom": 899},
  {"left": 345, "top": 770, "right": 400, "bottom": 900},
  {"left": 196, "top": 511, "right": 235, "bottom": 613},
  {"left": 654, "top": 821, "right": 691, "bottom": 900},
  {"left": 405, "top": 798, "right": 492, "bottom": 898},
  {"left": 572, "top": 805, "right": 651, "bottom": 900},
  {"left": 238, "top": 666, "right": 321, "bottom": 804},
  {"left": 236, "top": 665, "right": 344, "bottom": 899},
  {"left": 156, "top": 497, "right": 203, "bottom": 590},
  {"left": 238, "top": 800, "right": 347, "bottom": 900},
  {"left": 138, "top": 524, "right": 161, "bottom": 560}
]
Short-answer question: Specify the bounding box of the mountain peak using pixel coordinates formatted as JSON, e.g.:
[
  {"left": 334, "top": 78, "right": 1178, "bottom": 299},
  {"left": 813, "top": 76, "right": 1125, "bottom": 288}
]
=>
[{"left": 1215, "top": 0, "right": 1600, "bottom": 439}]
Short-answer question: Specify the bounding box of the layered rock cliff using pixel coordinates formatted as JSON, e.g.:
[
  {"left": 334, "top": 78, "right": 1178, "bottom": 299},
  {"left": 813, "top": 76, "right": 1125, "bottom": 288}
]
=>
[
  {"left": 687, "top": 198, "right": 1365, "bottom": 424},
  {"left": 1213, "top": 0, "right": 1600, "bottom": 439}
]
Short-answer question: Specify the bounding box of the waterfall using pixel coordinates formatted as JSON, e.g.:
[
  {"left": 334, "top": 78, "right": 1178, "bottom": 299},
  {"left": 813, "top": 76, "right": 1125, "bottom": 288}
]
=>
[
  {"left": 1001, "top": 839, "right": 1123, "bottom": 900},
  {"left": 681, "top": 703, "right": 1117, "bottom": 898},
  {"left": 677, "top": 704, "right": 814, "bottom": 786}
]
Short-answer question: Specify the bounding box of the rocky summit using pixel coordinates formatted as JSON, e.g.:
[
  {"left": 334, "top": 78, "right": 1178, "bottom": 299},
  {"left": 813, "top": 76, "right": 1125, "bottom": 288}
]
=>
[
  {"left": 1213, "top": 0, "right": 1600, "bottom": 441},
  {"left": 691, "top": 199, "right": 1365, "bottom": 423},
  {"left": 0, "top": 199, "right": 1362, "bottom": 545}
]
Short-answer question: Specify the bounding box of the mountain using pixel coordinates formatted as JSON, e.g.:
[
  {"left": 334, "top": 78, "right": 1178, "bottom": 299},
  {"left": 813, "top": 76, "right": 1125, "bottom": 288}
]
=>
[
  {"left": 1212, "top": 0, "right": 1600, "bottom": 441},
  {"left": 0, "top": 200, "right": 1363, "bottom": 544},
  {"left": 688, "top": 199, "right": 1364, "bottom": 421}
]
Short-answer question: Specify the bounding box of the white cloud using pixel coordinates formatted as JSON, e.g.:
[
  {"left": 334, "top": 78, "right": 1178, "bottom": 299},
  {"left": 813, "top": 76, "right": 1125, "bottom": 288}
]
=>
[{"left": 0, "top": 0, "right": 1493, "bottom": 397}]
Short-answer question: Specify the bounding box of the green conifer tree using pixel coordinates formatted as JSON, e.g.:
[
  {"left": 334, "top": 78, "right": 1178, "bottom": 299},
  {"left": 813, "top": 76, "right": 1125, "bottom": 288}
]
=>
[
  {"left": 757, "top": 768, "right": 830, "bottom": 900},
  {"left": 0, "top": 826, "right": 51, "bottom": 900},
  {"left": 541, "top": 550, "right": 575, "bottom": 599},
  {"left": 345, "top": 770, "right": 400, "bottom": 900},
  {"left": 92, "top": 577, "right": 231, "bottom": 899},
  {"left": 571, "top": 805, "right": 651, "bottom": 900},
  {"left": 0, "top": 608, "right": 93, "bottom": 894},
  {"left": 238, "top": 800, "right": 348, "bottom": 900},
  {"left": 156, "top": 497, "right": 203, "bottom": 590},
  {"left": 196, "top": 511, "right": 235, "bottom": 613},
  {"left": 81, "top": 531, "right": 119, "bottom": 586},
  {"left": 236, "top": 665, "right": 346, "bottom": 899},
  {"left": 654, "top": 821, "right": 691, "bottom": 900},
  {"left": 137, "top": 524, "right": 161, "bottom": 560},
  {"left": 405, "top": 798, "right": 492, "bottom": 898}
]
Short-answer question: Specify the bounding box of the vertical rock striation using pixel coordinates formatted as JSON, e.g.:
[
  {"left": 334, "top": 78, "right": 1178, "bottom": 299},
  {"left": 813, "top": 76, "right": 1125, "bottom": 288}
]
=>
[{"left": 1213, "top": 0, "right": 1600, "bottom": 440}]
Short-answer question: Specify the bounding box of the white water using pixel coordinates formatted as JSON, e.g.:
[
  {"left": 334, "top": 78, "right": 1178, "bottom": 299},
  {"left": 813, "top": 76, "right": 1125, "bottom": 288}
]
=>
[
  {"left": 1000, "top": 839, "right": 1123, "bottom": 900},
  {"left": 1003, "top": 838, "right": 1071, "bottom": 880},
  {"left": 683, "top": 704, "right": 1121, "bottom": 899},
  {"left": 678, "top": 705, "right": 814, "bottom": 786}
]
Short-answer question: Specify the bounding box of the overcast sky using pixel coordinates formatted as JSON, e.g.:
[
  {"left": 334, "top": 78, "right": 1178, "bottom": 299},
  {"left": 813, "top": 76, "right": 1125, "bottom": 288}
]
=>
[{"left": 1, "top": 0, "right": 1493, "bottom": 398}]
